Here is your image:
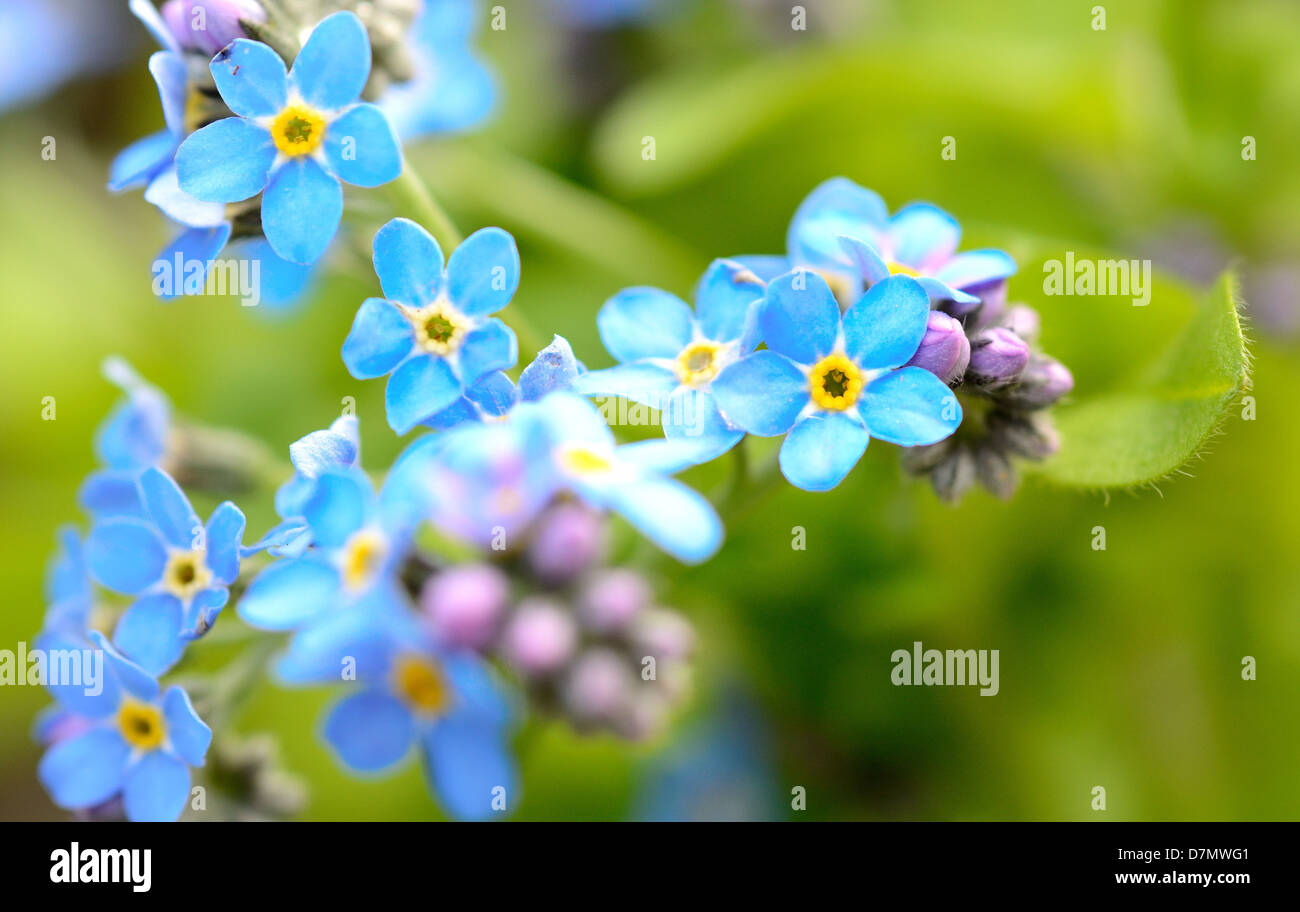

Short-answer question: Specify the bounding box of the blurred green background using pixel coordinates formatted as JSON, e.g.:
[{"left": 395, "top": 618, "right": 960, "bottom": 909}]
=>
[{"left": 2, "top": 0, "right": 1298, "bottom": 820}]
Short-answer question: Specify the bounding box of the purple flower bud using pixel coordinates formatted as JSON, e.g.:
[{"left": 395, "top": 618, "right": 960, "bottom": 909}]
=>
[
  {"left": 577, "top": 569, "right": 649, "bottom": 633},
  {"left": 967, "top": 327, "right": 1030, "bottom": 388},
  {"left": 527, "top": 502, "right": 605, "bottom": 586},
  {"left": 562, "top": 649, "right": 631, "bottom": 725},
  {"left": 162, "top": 0, "right": 265, "bottom": 55},
  {"left": 501, "top": 598, "right": 577, "bottom": 676},
  {"left": 905, "top": 311, "right": 970, "bottom": 384},
  {"left": 1001, "top": 305, "right": 1041, "bottom": 342},
  {"left": 631, "top": 608, "right": 695, "bottom": 661},
  {"left": 998, "top": 355, "right": 1074, "bottom": 410},
  {"left": 420, "top": 564, "right": 509, "bottom": 650}
]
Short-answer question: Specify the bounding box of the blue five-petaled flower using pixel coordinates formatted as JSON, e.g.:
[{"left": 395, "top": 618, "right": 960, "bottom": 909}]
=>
[
  {"left": 712, "top": 272, "right": 962, "bottom": 492},
  {"left": 342, "top": 217, "right": 521, "bottom": 435},
  {"left": 175, "top": 11, "right": 403, "bottom": 265},
  {"left": 85, "top": 467, "right": 246, "bottom": 676}
]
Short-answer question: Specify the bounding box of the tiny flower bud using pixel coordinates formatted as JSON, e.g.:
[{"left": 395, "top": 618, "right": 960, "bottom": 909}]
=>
[
  {"left": 930, "top": 445, "right": 976, "bottom": 504},
  {"left": 631, "top": 608, "right": 695, "bottom": 661},
  {"left": 1000, "top": 305, "right": 1041, "bottom": 342},
  {"left": 577, "top": 569, "right": 650, "bottom": 634},
  {"left": 900, "top": 437, "right": 956, "bottom": 474},
  {"left": 997, "top": 355, "right": 1074, "bottom": 410},
  {"left": 562, "top": 649, "right": 632, "bottom": 725},
  {"left": 905, "top": 311, "right": 970, "bottom": 384},
  {"left": 527, "top": 502, "right": 605, "bottom": 586},
  {"left": 967, "top": 327, "right": 1030, "bottom": 389},
  {"left": 953, "top": 278, "right": 1006, "bottom": 321},
  {"left": 974, "top": 443, "right": 1018, "bottom": 500},
  {"left": 501, "top": 598, "right": 577, "bottom": 676},
  {"left": 420, "top": 564, "right": 509, "bottom": 650},
  {"left": 163, "top": 0, "right": 265, "bottom": 55},
  {"left": 986, "top": 410, "right": 1060, "bottom": 460}
]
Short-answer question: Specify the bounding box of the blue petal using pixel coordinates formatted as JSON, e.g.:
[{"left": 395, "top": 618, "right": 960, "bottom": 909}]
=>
[
  {"left": 275, "top": 604, "right": 401, "bottom": 685},
  {"left": 838, "top": 235, "right": 892, "bottom": 286},
  {"left": 518, "top": 335, "right": 584, "bottom": 401},
  {"left": 323, "top": 690, "right": 414, "bottom": 772},
  {"left": 238, "top": 556, "right": 341, "bottom": 630},
  {"left": 531, "top": 391, "right": 616, "bottom": 449},
  {"left": 144, "top": 166, "right": 229, "bottom": 227},
  {"left": 204, "top": 501, "right": 245, "bottom": 585},
  {"left": 228, "top": 238, "right": 316, "bottom": 310},
  {"left": 38, "top": 629, "right": 120, "bottom": 719},
  {"left": 262, "top": 156, "right": 343, "bottom": 264},
  {"left": 175, "top": 117, "right": 275, "bottom": 202},
  {"left": 163, "top": 686, "right": 211, "bottom": 766},
  {"left": 841, "top": 274, "right": 930, "bottom": 370},
  {"left": 597, "top": 287, "right": 694, "bottom": 362},
  {"left": 425, "top": 395, "right": 481, "bottom": 430},
  {"left": 422, "top": 715, "right": 515, "bottom": 820},
  {"left": 122, "top": 750, "right": 189, "bottom": 822},
  {"left": 381, "top": 45, "right": 495, "bottom": 140},
  {"left": 933, "top": 249, "right": 1018, "bottom": 290},
  {"left": 441, "top": 654, "right": 512, "bottom": 729},
  {"left": 90, "top": 631, "right": 161, "bottom": 701},
  {"left": 113, "top": 593, "right": 185, "bottom": 677},
  {"left": 46, "top": 526, "right": 89, "bottom": 605},
  {"left": 129, "top": 0, "right": 181, "bottom": 54},
  {"left": 38, "top": 727, "right": 129, "bottom": 810},
  {"left": 729, "top": 254, "right": 791, "bottom": 283},
  {"left": 620, "top": 430, "right": 742, "bottom": 472},
  {"left": 457, "top": 318, "right": 518, "bottom": 384},
  {"left": 148, "top": 51, "right": 188, "bottom": 133},
  {"left": 107, "top": 130, "right": 176, "bottom": 192},
  {"left": 888, "top": 202, "right": 961, "bottom": 271},
  {"left": 386, "top": 354, "right": 462, "bottom": 434},
  {"left": 343, "top": 298, "right": 414, "bottom": 379},
  {"left": 289, "top": 11, "right": 370, "bottom": 109},
  {"left": 446, "top": 227, "right": 521, "bottom": 317},
  {"left": 778, "top": 411, "right": 869, "bottom": 492},
  {"left": 465, "top": 370, "right": 519, "bottom": 417},
  {"left": 86, "top": 519, "right": 167, "bottom": 594},
  {"left": 372, "top": 218, "right": 443, "bottom": 309},
  {"left": 572, "top": 362, "right": 678, "bottom": 409},
  {"left": 760, "top": 270, "right": 840, "bottom": 364},
  {"left": 787, "top": 177, "right": 889, "bottom": 270},
  {"left": 694, "top": 258, "right": 766, "bottom": 345},
  {"left": 916, "top": 276, "right": 980, "bottom": 310},
  {"left": 289, "top": 417, "right": 360, "bottom": 477},
  {"left": 603, "top": 477, "right": 724, "bottom": 564},
  {"left": 210, "top": 39, "right": 288, "bottom": 118},
  {"left": 324, "top": 103, "right": 402, "bottom": 187},
  {"left": 185, "top": 587, "right": 228, "bottom": 638},
  {"left": 140, "top": 467, "right": 201, "bottom": 550},
  {"left": 153, "top": 224, "right": 234, "bottom": 301},
  {"left": 79, "top": 471, "right": 146, "bottom": 520},
  {"left": 662, "top": 387, "right": 740, "bottom": 440},
  {"left": 302, "top": 470, "right": 370, "bottom": 548},
  {"left": 859, "top": 366, "right": 963, "bottom": 446},
  {"left": 711, "top": 351, "right": 808, "bottom": 436}
]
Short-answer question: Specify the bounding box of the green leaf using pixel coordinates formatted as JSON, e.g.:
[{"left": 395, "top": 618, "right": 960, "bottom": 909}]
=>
[{"left": 1023, "top": 265, "right": 1248, "bottom": 488}]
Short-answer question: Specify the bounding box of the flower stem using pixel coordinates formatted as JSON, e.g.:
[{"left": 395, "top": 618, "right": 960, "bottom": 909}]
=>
[{"left": 389, "top": 162, "right": 463, "bottom": 252}]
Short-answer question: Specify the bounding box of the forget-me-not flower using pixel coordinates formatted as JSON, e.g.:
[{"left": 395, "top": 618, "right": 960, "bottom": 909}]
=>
[
  {"left": 86, "top": 467, "right": 245, "bottom": 675},
  {"left": 712, "top": 272, "right": 962, "bottom": 492},
  {"left": 425, "top": 334, "right": 584, "bottom": 431},
  {"left": 342, "top": 218, "right": 521, "bottom": 434},
  {"left": 78, "top": 358, "right": 171, "bottom": 521},
  {"left": 38, "top": 632, "right": 211, "bottom": 822},
  {"left": 175, "top": 11, "right": 403, "bottom": 264}
]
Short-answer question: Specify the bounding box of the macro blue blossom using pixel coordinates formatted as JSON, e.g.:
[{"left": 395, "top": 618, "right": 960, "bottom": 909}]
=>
[
  {"left": 379, "top": 0, "right": 497, "bottom": 141},
  {"left": 740, "top": 177, "right": 1018, "bottom": 315},
  {"left": 427, "top": 334, "right": 584, "bottom": 430},
  {"left": 78, "top": 358, "right": 172, "bottom": 521},
  {"left": 573, "top": 259, "right": 765, "bottom": 462},
  {"left": 342, "top": 218, "right": 521, "bottom": 434},
  {"left": 86, "top": 467, "right": 246, "bottom": 675},
  {"left": 175, "top": 12, "right": 403, "bottom": 265},
  {"left": 239, "top": 467, "right": 411, "bottom": 633},
  {"left": 37, "top": 632, "right": 209, "bottom": 822},
  {"left": 43, "top": 527, "right": 93, "bottom": 636},
  {"left": 712, "top": 272, "right": 962, "bottom": 492}
]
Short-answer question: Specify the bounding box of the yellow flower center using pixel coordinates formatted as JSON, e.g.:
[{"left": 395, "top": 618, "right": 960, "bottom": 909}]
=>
[
  {"left": 163, "top": 550, "right": 211, "bottom": 601},
  {"left": 809, "top": 354, "right": 864, "bottom": 411},
  {"left": 558, "top": 445, "right": 613, "bottom": 477},
  {"left": 887, "top": 261, "right": 921, "bottom": 277},
  {"left": 271, "top": 103, "right": 327, "bottom": 157},
  {"left": 393, "top": 656, "right": 449, "bottom": 714},
  {"left": 676, "top": 340, "right": 725, "bottom": 387},
  {"left": 340, "top": 528, "right": 386, "bottom": 593},
  {"left": 118, "top": 700, "right": 166, "bottom": 751},
  {"left": 410, "top": 300, "right": 468, "bottom": 355}
]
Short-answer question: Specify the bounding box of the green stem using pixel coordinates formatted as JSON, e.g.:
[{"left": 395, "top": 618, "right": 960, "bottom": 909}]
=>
[{"left": 389, "top": 162, "right": 463, "bottom": 252}]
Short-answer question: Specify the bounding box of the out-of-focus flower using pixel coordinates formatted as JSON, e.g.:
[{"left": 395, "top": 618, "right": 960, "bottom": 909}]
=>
[
  {"left": 425, "top": 334, "right": 585, "bottom": 431},
  {"left": 573, "top": 259, "right": 765, "bottom": 461},
  {"left": 421, "top": 563, "right": 510, "bottom": 650},
  {"left": 713, "top": 272, "right": 961, "bottom": 491},
  {"left": 176, "top": 12, "right": 402, "bottom": 264},
  {"left": 78, "top": 358, "right": 172, "bottom": 521},
  {"left": 526, "top": 501, "right": 606, "bottom": 585},
  {"left": 161, "top": 0, "right": 265, "bottom": 55},
  {"left": 0, "top": 0, "right": 131, "bottom": 113},
  {"left": 86, "top": 468, "right": 246, "bottom": 674},
  {"left": 37, "top": 634, "right": 211, "bottom": 822},
  {"left": 342, "top": 218, "right": 521, "bottom": 433}
]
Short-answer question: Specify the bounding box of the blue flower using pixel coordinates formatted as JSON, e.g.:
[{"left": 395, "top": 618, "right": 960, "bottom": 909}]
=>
[
  {"left": 712, "top": 272, "right": 962, "bottom": 492},
  {"left": 740, "top": 177, "right": 1018, "bottom": 314},
  {"left": 175, "top": 11, "right": 403, "bottom": 264},
  {"left": 342, "top": 218, "right": 521, "bottom": 434},
  {"left": 78, "top": 358, "right": 172, "bottom": 521},
  {"left": 238, "top": 468, "right": 411, "bottom": 633},
  {"left": 85, "top": 467, "right": 246, "bottom": 675},
  {"left": 37, "top": 632, "right": 211, "bottom": 822},
  {"left": 43, "top": 526, "right": 93, "bottom": 635},
  {"left": 573, "top": 258, "right": 765, "bottom": 463},
  {"left": 275, "top": 608, "right": 516, "bottom": 820},
  {"left": 379, "top": 0, "right": 497, "bottom": 141},
  {"left": 426, "top": 334, "right": 585, "bottom": 430}
]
